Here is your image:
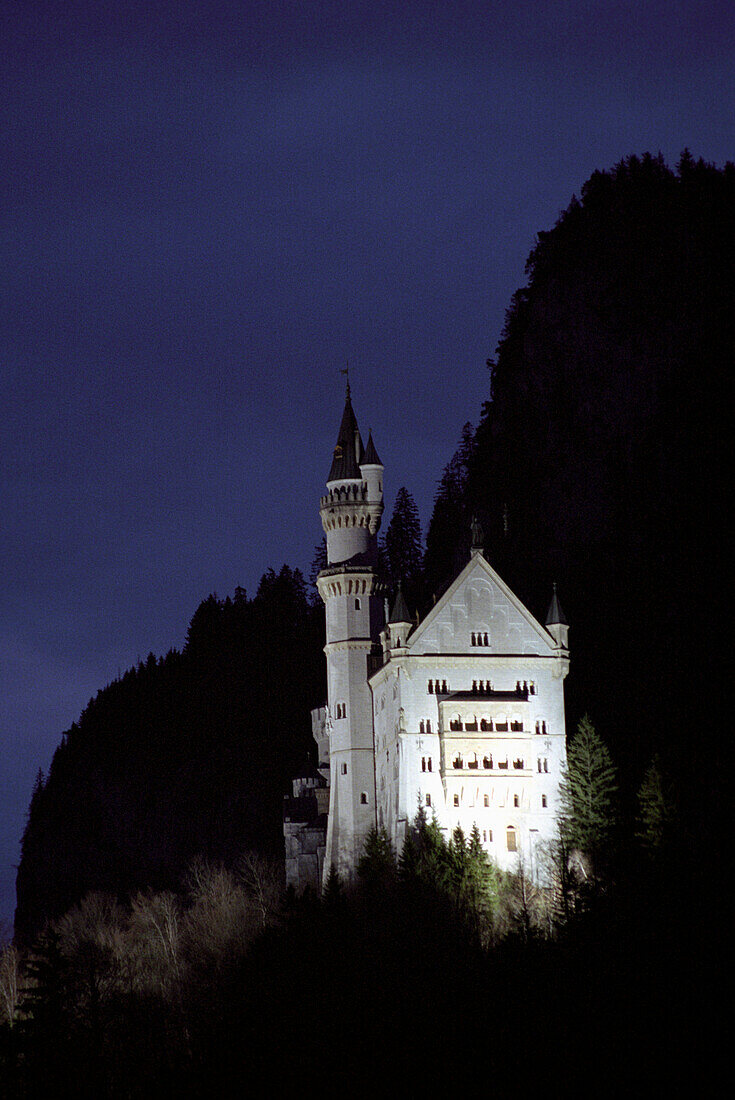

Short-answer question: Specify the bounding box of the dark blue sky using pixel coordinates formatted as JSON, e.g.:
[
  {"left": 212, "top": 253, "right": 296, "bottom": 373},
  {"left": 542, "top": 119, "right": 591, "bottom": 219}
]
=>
[{"left": 2, "top": 0, "right": 732, "bottom": 928}]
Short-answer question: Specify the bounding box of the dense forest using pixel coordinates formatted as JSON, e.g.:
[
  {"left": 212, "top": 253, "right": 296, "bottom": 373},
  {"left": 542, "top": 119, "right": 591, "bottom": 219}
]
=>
[
  {"left": 4, "top": 151, "right": 729, "bottom": 1090},
  {"left": 15, "top": 568, "right": 325, "bottom": 943}
]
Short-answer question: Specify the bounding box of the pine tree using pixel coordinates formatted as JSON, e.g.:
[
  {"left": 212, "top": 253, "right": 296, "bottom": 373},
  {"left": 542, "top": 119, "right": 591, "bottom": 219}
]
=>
[
  {"left": 382, "top": 487, "right": 424, "bottom": 606},
  {"left": 357, "top": 827, "right": 397, "bottom": 888},
  {"left": 322, "top": 865, "right": 345, "bottom": 910},
  {"left": 636, "top": 754, "right": 677, "bottom": 855},
  {"left": 424, "top": 423, "right": 476, "bottom": 598},
  {"left": 559, "top": 715, "right": 618, "bottom": 870}
]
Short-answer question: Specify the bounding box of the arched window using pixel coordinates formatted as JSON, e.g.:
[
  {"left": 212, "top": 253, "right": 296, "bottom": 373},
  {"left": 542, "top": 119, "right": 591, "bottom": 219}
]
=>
[
  {"left": 506, "top": 827, "right": 517, "bottom": 852},
  {"left": 483, "top": 633, "right": 489, "bottom": 646},
  {"left": 426, "top": 793, "right": 432, "bottom": 807},
  {"left": 360, "top": 792, "right": 368, "bottom": 804},
  {"left": 453, "top": 794, "right": 460, "bottom": 807},
  {"left": 513, "top": 794, "right": 519, "bottom": 808},
  {"left": 453, "top": 754, "right": 463, "bottom": 769},
  {"left": 484, "top": 794, "right": 490, "bottom": 807},
  {"left": 428, "top": 681, "right": 434, "bottom": 694},
  {"left": 355, "top": 597, "right": 361, "bottom": 610},
  {"left": 542, "top": 795, "right": 548, "bottom": 808}
]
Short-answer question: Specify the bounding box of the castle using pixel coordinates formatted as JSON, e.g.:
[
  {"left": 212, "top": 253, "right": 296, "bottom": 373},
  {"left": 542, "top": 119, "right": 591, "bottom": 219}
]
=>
[{"left": 284, "top": 386, "right": 569, "bottom": 892}]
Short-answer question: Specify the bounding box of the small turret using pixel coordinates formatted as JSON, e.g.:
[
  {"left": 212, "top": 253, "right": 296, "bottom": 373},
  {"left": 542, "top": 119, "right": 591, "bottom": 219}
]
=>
[
  {"left": 383, "top": 583, "right": 413, "bottom": 657},
  {"left": 545, "top": 583, "right": 569, "bottom": 676},
  {"left": 360, "top": 430, "right": 384, "bottom": 518},
  {"left": 320, "top": 386, "right": 384, "bottom": 565}
]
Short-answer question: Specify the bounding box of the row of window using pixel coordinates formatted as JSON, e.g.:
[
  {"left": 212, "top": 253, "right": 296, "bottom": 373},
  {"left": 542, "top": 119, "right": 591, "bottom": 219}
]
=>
[
  {"left": 334, "top": 703, "right": 347, "bottom": 719},
  {"left": 440, "top": 792, "right": 549, "bottom": 811},
  {"left": 471, "top": 633, "right": 490, "bottom": 646},
  {"left": 428, "top": 680, "right": 448, "bottom": 694},
  {"left": 448, "top": 717, "right": 523, "bottom": 732},
  {"left": 453, "top": 755, "right": 526, "bottom": 770}
]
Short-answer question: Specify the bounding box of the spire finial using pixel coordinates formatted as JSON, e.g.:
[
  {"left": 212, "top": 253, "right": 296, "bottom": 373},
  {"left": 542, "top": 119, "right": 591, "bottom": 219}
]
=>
[
  {"left": 470, "top": 514, "right": 484, "bottom": 557},
  {"left": 340, "top": 363, "right": 350, "bottom": 400}
]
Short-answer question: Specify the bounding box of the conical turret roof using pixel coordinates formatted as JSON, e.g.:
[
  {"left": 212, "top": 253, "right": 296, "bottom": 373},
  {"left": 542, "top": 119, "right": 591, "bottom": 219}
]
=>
[
  {"left": 389, "top": 583, "right": 412, "bottom": 624},
  {"left": 361, "top": 431, "right": 382, "bottom": 466},
  {"left": 545, "top": 583, "right": 568, "bottom": 626},
  {"left": 328, "top": 387, "right": 365, "bottom": 481}
]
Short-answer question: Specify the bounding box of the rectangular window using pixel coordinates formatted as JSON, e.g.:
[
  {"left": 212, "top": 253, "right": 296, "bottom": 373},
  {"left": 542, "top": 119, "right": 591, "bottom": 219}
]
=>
[
  {"left": 341, "top": 762, "right": 347, "bottom": 775},
  {"left": 361, "top": 792, "right": 368, "bottom": 804},
  {"left": 453, "top": 794, "right": 459, "bottom": 807},
  {"left": 506, "top": 828, "right": 517, "bottom": 852}
]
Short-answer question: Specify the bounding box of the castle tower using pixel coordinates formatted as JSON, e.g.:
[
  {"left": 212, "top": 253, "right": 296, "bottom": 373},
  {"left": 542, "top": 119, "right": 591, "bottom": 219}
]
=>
[{"left": 316, "top": 384, "right": 385, "bottom": 884}]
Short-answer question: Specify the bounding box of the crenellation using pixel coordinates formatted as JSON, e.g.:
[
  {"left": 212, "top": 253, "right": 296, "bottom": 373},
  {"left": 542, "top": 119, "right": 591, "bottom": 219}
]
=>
[{"left": 285, "top": 387, "right": 569, "bottom": 893}]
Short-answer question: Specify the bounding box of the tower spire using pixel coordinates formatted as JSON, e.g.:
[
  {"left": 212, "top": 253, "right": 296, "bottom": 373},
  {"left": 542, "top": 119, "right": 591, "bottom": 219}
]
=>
[{"left": 340, "top": 363, "right": 350, "bottom": 401}]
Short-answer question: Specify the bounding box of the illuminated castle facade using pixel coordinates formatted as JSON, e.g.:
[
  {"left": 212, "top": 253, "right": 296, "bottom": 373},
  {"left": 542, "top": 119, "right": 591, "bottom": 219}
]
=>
[{"left": 284, "top": 388, "right": 569, "bottom": 892}]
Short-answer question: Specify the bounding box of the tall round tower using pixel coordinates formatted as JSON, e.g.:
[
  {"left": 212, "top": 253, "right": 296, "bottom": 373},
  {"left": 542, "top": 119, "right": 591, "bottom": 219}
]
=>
[{"left": 316, "top": 384, "right": 385, "bottom": 884}]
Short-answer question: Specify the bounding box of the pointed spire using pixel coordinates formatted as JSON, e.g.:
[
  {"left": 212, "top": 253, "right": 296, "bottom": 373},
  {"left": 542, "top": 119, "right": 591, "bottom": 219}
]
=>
[
  {"left": 361, "top": 430, "right": 382, "bottom": 466},
  {"left": 545, "top": 582, "right": 568, "bottom": 626},
  {"left": 328, "top": 380, "right": 364, "bottom": 481},
  {"left": 389, "top": 582, "right": 411, "bottom": 624}
]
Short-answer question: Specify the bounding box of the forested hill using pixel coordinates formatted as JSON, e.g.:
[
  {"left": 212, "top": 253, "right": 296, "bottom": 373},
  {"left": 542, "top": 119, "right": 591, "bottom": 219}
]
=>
[
  {"left": 15, "top": 568, "right": 325, "bottom": 942},
  {"left": 17, "top": 151, "right": 731, "bottom": 939},
  {"left": 425, "top": 151, "right": 733, "bottom": 817}
]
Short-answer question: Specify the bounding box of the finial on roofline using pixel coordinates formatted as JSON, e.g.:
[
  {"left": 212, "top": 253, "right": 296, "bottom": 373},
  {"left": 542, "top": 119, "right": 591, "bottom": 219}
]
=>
[
  {"left": 340, "top": 362, "right": 350, "bottom": 401},
  {"left": 470, "top": 514, "right": 484, "bottom": 557}
]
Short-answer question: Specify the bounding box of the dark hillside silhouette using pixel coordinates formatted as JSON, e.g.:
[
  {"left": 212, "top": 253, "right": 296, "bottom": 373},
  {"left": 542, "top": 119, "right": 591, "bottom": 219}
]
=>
[
  {"left": 427, "top": 151, "right": 733, "bottom": 827},
  {"left": 15, "top": 567, "right": 325, "bottom": 942}
]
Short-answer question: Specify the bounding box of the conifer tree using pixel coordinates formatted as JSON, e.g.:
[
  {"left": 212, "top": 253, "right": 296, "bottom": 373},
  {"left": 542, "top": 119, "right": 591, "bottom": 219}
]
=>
[
  {"left": 357, "top": 827, "right": 397, "bottom": 888},
  {"left": 382, "top": 487, "right": 424, "bottom": 607},
  {"left": 424, "top": 423, "right": 476, "bottom": 598},
  {"left": 636, "top": 754, "right": 677, "bottom": 855},
  {"left": 559, "top": 715, "right": 618, "bottom": 870},
  {"left": 321, "top": 865, "right": 345, "bottom": 910}
]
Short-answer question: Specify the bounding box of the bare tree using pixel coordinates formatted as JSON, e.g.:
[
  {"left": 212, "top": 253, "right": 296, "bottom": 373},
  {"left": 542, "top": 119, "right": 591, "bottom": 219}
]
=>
[
  {"left": 128, "top": 891, "right": 182, "bottom": 997},
  {"left": 237, "top": 851, "right": 283, "bottom": 931}
]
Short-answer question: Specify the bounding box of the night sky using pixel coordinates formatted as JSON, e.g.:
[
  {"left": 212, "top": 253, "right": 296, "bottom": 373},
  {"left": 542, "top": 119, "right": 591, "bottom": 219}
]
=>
[{"left": 2, "top": 1, "right": 732, "bottom": 929}]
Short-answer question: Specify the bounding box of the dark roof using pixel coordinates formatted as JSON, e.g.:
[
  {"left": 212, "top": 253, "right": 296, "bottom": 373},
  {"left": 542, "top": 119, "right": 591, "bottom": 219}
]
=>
[
  {"left": 389, "top": 584, "right": 412, "bottom": 624},
  {"left": 328, "top": 391, "right": 364, "bottom": 481},
  {"left": 292, "top": 762, "right": 327, "bottom": 784},
  {"left": 545, "top": 583, "right": 568, "bottom": 626},
  {"left": 361, "top": 431, "right": 382, "bottom": 466}
]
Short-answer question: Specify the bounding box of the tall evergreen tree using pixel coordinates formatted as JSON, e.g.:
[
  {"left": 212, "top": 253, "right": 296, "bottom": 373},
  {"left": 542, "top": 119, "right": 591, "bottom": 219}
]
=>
[
  {"left": 424, "top": 423, "right": 476, "bottom": 600},
  {"left": 636, "top": 755, "right": 677, "bottom": 855},
  {"left": 559, "top": 716, "right": 618, "bottom": 871},
  {"left": 382, "top": 487, "right": 424, "bottom": 609}
]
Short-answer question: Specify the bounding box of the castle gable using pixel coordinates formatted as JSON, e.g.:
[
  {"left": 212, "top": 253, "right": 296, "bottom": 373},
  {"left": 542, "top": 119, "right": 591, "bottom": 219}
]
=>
[{"left": 409, "top": 554, "right": 554, "bottom": 656}]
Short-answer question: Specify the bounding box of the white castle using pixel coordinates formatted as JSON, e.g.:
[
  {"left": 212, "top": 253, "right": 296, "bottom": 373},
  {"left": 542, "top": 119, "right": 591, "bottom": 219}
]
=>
[{"left": 284, "top": 386, "right": 569, "bottom": 892}]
